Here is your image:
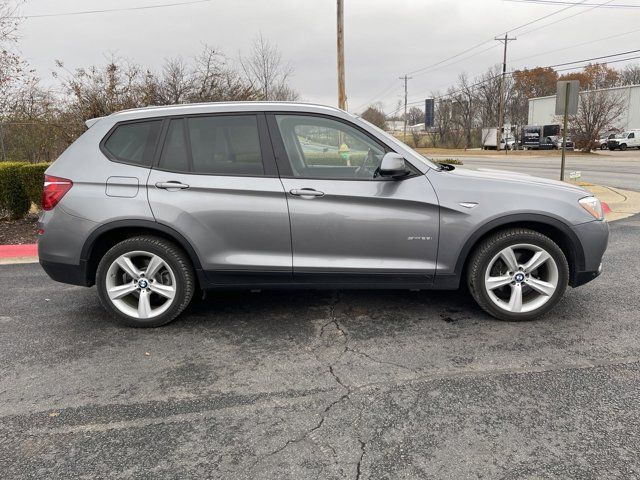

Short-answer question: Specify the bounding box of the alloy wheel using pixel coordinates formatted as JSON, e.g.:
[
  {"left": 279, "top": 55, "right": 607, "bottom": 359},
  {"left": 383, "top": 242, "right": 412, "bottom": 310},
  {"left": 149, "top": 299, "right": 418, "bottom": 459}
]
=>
[
  {"left": 105, "top": 250, "right": 177, "bottom": 319},
  {"left": 483, "top": 243, "right": 559, "bottom": 314}
]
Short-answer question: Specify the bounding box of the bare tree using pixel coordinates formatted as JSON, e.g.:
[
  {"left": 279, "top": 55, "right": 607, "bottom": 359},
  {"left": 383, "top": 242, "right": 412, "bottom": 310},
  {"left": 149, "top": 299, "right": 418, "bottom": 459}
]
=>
[
  {"left": 360, "top": 103, "right": 386, "bottom": 130},
  {"left": 159, "top": 57, "right": 192, "bottom": 104},
  {"left": 473, "top": 65, "right": 502, "bottom": 127},
  {"left": 240, "top": 33, "right": 299, "bottom": 101},
  {"left": 433, "top": 96, "right": 458, "bottom": 148},
  {"left": 450, "top": 74, "right": 475, "bottom": 148},
  {"left": 406, "top": 106, "right": 424, "bottom": 126},
  {"left": 620, "top": 64, "right": 640, "bottom": 86},
  {"left": 189, "top": 46, "right": 257, "bottom": 102},
  {"left": 569, "top": 89, "right": 626, "bottom": 151},
  {"left": 0, "top": 0, "right": 24, "bottom": 115}
]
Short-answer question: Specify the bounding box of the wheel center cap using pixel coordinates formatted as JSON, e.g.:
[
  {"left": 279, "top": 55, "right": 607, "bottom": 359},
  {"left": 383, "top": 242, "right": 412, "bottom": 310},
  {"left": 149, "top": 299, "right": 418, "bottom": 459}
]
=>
[
  {"left": 514, "top": 272, "right": 525, "bottom": 283},
  {"left": 137, "top": 279, "right": 148, "bottom": 289}
]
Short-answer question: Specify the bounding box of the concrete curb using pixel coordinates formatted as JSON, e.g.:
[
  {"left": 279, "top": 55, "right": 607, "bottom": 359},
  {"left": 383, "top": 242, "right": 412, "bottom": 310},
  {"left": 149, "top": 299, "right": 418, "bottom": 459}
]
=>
[{"left": 0, "top": 244, "right": 38, "bottom": 264}]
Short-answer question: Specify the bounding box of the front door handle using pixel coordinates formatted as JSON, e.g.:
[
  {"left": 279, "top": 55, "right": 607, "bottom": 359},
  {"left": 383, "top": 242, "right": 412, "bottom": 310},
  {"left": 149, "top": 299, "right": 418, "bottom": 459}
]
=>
[
  {"left": 290, "top": 188, "right": 324, "bottom": 198},
  {"left": 156, "top": 181, "right": 190, "bottom": 190}
]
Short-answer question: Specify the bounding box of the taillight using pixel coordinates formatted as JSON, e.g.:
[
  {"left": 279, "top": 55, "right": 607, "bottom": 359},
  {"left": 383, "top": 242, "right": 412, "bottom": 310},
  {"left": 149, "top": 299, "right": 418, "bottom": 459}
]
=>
[{"left": 42, "top": 175, "right": 73, "bottom": 211}]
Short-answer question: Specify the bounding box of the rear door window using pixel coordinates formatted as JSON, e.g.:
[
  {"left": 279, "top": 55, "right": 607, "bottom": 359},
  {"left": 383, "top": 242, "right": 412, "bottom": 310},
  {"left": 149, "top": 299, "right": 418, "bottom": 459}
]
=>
[
  {"left": 188, "top": 115, "right": 264, "bottom": 176},
  {"left": 103, "top": 120, "right": 162, "bottom": 166},
  {"left": 155, "top": 114, "right": 266, "bottom": 176}
]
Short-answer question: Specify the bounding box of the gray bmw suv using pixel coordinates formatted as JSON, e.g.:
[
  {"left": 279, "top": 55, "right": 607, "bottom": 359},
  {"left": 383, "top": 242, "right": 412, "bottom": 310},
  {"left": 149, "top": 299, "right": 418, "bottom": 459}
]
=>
[{"left": 38, "top": 102, "right": 608, "bottom": 327}]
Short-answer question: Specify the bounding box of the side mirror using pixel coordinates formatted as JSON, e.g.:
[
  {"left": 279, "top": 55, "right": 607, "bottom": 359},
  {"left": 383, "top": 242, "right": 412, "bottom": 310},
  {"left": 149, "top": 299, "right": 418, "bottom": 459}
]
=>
[{"left": 379, "top": 152, "right": 410, "bottom": 178}]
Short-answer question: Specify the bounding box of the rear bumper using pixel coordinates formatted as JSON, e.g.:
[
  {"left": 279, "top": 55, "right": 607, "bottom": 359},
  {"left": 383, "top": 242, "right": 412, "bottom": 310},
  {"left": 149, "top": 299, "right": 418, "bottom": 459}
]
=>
[{"left": 40, "top": 259, "right": 91, "bottom": 287}]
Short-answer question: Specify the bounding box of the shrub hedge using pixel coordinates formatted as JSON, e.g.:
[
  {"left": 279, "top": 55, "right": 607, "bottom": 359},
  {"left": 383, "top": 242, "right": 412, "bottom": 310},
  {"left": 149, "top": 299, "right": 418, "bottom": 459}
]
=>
[
  {"left": 20, "top": 163, "right": 51, "bottom": 205},
  {"left": 0, "top": 161, "right": 51, "bottom": 219}
]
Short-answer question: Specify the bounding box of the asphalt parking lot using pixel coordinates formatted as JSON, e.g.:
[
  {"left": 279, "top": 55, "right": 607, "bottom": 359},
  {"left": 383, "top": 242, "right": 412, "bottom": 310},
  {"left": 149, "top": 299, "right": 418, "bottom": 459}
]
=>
[{"left": 1, "top": 215, "right": 639, "bottom": 479}]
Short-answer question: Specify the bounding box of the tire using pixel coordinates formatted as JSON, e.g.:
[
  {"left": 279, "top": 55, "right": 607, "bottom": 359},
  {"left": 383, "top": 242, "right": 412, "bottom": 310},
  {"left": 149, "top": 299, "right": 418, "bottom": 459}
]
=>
[
  {"left": 620, "top": 143, "right": 627, "bottom": 151},
  {"left": 96, "top": 236, "right": 195, "bottom": 327},
  {"left": 600, "top": 144, "right": 607, "bottom": 150},
  {"left": 467, "top": 228, "right": 569, "bottom": 321}
]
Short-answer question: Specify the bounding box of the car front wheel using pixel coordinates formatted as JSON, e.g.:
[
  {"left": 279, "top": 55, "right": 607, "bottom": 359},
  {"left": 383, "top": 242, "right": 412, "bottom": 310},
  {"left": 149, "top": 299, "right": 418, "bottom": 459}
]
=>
[
  {"left": 467, "top": 228, "right": 569, "bottom": 321},
  {"left": 96, "top": 236, "right": 195, "bottom": 327}
]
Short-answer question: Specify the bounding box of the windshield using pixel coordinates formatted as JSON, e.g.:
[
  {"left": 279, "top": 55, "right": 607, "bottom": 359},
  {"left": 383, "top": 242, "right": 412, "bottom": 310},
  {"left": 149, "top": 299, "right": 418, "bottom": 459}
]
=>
[
  {"left": 355, "top": 116, "right": 440, "bottom": 170},
  {"left": 617, "top": 132, "right": 629, "bottom": 139}
]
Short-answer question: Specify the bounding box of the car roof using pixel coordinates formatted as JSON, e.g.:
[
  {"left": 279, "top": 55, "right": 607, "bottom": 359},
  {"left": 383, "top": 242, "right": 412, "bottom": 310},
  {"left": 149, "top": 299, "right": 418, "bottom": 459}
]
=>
[{"left": 102, "top": 102, "right": 353, "bottom": 123}]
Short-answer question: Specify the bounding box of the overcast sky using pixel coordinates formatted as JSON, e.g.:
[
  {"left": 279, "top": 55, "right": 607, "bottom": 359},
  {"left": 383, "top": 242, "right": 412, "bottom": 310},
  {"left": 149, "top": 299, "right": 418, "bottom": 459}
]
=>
[{"left": 14, "top": 0, "right": 640, "bottom": 113}]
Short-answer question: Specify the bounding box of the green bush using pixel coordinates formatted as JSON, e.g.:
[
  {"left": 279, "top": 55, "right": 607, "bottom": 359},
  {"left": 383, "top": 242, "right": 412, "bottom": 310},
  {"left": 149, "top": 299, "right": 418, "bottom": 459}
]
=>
[
  {"left": 20, "top": 163, "right": 51, "bottom": 205},
  {"left": 438, "top": 158, "right": 464, "bottom": 165},
  {"left": 0, "top": 162, "right": 31, "bottom": 219}
]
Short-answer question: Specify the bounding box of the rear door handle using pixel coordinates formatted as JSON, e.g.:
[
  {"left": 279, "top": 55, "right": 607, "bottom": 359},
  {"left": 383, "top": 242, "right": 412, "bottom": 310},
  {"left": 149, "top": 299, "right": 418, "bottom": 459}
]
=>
[
  {"left": 290, "top": 188, "right": 324, "bottom": 198},
  {"left": 155, "top": 181, "right": 190, "bottom": 190}
]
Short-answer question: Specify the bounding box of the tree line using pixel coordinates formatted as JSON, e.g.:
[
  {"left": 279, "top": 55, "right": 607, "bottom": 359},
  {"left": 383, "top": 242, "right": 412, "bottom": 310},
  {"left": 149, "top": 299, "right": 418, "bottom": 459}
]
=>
[
  {"left": 361, "top": 62, "right": 640, "bottom": 150},
  {"left": 0, "top": 4, "right": 298, "bottom": 162}
]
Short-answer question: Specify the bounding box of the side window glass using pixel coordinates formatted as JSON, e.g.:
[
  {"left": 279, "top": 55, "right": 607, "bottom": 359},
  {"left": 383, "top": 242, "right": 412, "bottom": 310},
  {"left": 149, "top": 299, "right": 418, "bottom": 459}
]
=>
[
  {"left": 159, "top": 119, "right": 190, "bottom": 172},
  {"left": 188, "top": 115, "right": 264, "bottom": 176},
  {"left": 103, "top": 120, "right": 161, "bottom": 166},
  {"left": 275, "top": 115, "right": 386, "bottom": 180},
  {"left": 629, "top": 133, "right": 635, "bottom": 139}
]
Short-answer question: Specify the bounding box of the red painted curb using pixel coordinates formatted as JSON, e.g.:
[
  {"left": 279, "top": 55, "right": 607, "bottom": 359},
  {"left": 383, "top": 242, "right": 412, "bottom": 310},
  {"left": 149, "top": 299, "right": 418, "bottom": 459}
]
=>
[
  {"left": 0, "top": 244, "right": 38, "bottom": 258},
  {"left": 602, "top": 201, "right": 612, "bottom": 214}
]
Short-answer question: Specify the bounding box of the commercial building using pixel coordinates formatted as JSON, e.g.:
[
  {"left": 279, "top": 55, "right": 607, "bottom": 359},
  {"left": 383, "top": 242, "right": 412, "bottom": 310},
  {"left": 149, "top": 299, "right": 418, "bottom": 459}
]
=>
[{"left": 528, "top": 84, "right": 640, "bottom": 132}]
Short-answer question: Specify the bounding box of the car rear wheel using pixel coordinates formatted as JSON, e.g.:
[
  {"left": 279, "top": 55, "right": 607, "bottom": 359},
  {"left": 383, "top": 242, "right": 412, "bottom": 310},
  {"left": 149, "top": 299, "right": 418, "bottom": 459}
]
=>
[
  {"left": 467, "top": 228, "right": 569, "bottom": 321},
  {"left": 96, "top": 236, "right": 195, "bottom": 327},
  {"left": 620, "top": 143, "right": 627, "bottom": 151}
]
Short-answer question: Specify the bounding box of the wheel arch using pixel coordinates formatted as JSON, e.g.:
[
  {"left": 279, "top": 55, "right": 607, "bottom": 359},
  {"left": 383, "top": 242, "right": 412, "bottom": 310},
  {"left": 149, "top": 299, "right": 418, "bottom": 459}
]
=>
[
  {"left": 81, "top": 220, "right": 204, "bottom": 287},
  {"left": 455, "top": 214, "right": 585, "bottom": 287}
]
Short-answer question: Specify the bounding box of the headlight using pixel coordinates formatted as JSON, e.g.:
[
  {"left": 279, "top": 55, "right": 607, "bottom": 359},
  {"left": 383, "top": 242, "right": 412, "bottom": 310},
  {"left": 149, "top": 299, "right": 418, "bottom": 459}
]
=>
[{"left": 579, "top": 196, "right": 604, "bottom": 220}]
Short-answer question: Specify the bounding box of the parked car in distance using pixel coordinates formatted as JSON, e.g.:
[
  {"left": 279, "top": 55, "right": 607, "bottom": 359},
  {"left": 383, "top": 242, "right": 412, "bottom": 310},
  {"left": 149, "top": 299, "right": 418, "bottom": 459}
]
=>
[
  {"left": 607, "top": 130, "right": 640, "bottom": 150},
  {"left": 596, "top": 133, "right": 616, "bottom": 150},
  {"left": 38, "top": 102, "right": 609, "bottom": 327},
  {"left": 550, "top": 136, "right": 574, "bottom": 150}
]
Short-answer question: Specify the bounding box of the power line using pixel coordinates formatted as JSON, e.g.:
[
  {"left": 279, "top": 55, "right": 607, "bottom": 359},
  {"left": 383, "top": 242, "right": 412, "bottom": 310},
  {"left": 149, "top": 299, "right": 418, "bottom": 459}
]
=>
[
  {"left": 356, "top": 0, "right": 612, "bottom": 110},
  {"left": 503, "top": 0, "right": 640, "bottom": 7},
  {"left": 352, "top": 79, "right": 399, "bottom": 113},
  {"left": 517, "top": 0, "right": 615, "bottom": 36},
  {"left": 395, "top": 52, "right": 640, "bottom": 114},
  {"left": 405, "top": 0, "right": 587, "bottom": 77},
  {"left": 401, "top": 0, "right": 616, "bottom": 105},
  {"left": 510, "top": 26, "right": 640, "bottom": 64},
  {"left": 546, "top": 48, "right": 640, "bottom": 68},
  {"left": 15, "top": 0, "right": 214, "bottom": 19}
]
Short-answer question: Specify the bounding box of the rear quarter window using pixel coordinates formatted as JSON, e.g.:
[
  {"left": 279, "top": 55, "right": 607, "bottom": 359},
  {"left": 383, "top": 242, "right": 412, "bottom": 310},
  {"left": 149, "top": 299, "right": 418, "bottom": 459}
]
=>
[{"left": 102, "top": 120, "right": 162, "bottom": 167}]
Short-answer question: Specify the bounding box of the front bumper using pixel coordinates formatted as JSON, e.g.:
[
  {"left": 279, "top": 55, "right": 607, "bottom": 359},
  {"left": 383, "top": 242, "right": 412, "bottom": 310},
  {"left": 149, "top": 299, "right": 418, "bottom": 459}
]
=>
[
  {"left": 573, "top": 263, "right": 603, "bottom": 287},
  {"left": 569, "top": 219, "right": 609, "bottom": 287}
]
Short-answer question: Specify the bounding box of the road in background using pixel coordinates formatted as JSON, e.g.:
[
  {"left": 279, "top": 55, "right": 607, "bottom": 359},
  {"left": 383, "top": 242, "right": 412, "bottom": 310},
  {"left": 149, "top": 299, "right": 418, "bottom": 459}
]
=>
[
  {"left": 426, "top": 151, "right": 640, "bottom": 192},
  {"left": 1, "top": 215, "right": 639, "bottom": 478}
]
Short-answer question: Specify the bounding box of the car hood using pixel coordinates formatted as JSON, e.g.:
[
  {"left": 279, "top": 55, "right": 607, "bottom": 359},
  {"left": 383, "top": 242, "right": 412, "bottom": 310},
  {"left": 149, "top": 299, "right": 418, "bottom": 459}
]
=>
[{"left": 446, "top": 166, "right": 589, "bottom": 195}]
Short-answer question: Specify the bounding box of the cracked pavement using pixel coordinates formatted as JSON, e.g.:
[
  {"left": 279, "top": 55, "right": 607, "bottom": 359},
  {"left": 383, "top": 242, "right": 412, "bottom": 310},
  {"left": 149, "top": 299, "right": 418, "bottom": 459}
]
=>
[{"left": 1, "top": 215, "right": 640, "bottom": 479}]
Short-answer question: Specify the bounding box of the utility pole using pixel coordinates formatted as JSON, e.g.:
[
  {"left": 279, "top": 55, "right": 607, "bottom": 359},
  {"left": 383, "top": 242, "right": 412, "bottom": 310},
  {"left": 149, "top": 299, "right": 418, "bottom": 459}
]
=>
[
  {"left": 336, "top": 0, "right": 346, "bottom": 110},
  {"left": 495, "top": 34, "right": 516, "bottom": 155},
  {"left": 399, "top": 74, "right": 412, "bottom": 142}
]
